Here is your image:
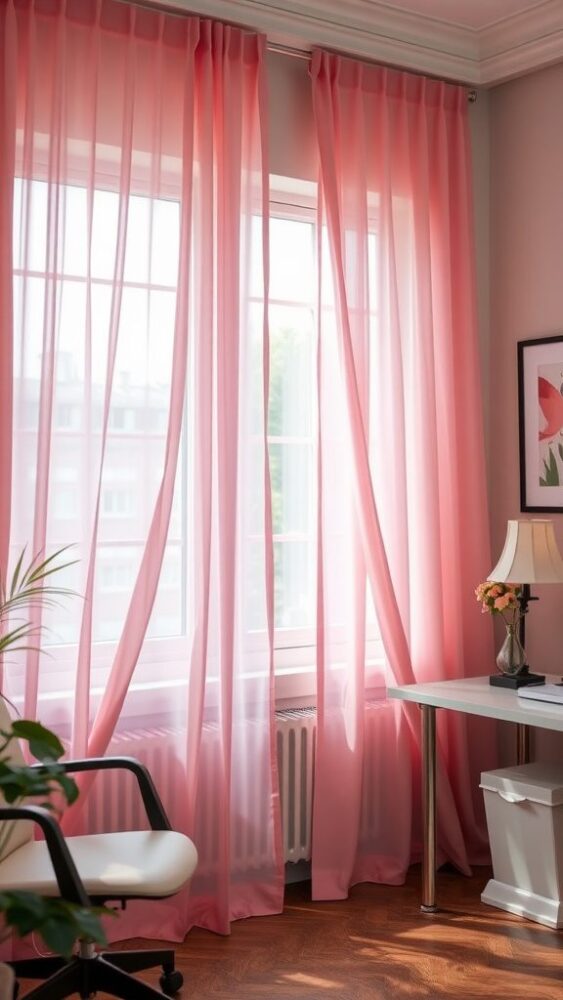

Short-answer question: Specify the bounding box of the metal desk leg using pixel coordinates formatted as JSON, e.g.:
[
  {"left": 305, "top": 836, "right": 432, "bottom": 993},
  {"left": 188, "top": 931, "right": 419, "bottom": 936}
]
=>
[
  {"left": 516, "top": 723, "right": 531, "bottom": 765},
  {"left": 421, "top": 704, "right": 437, "bottom": 913}
]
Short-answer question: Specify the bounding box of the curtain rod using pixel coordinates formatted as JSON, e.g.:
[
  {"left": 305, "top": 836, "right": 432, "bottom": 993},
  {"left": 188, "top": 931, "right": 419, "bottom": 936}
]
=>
[{"left": 115, "top": 0, "right": 477, "bottom": 101}]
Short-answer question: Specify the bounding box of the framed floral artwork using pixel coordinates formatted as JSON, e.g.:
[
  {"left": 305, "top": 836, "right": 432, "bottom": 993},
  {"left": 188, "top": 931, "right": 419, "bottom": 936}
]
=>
[{"left": 518, "top": 334, "right": 563, "bottom": 512}]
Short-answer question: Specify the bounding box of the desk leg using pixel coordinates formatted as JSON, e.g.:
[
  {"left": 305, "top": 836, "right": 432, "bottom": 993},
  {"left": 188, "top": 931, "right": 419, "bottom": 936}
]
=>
[
  {"left": 421, "top": 704, "right": 437, "bottom": 913},
  {"left": 516, "top": 723, "right": 531, "bottom": 765}
]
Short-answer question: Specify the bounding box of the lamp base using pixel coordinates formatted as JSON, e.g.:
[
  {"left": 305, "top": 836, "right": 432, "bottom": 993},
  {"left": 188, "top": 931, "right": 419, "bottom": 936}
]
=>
[{"left": 489, "top": 672, "right": 545, "bottom": 689}]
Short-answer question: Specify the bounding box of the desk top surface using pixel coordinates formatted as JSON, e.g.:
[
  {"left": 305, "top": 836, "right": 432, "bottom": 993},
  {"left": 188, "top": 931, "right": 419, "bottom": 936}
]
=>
[{"left": 387, "top": 675, "right": 563, "bottom": 732}]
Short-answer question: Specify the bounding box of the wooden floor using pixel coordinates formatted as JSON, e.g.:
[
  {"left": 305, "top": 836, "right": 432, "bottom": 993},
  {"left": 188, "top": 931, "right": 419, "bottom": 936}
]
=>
[{"left": 19, "top": 867, "right": 563, "bottom": 999}]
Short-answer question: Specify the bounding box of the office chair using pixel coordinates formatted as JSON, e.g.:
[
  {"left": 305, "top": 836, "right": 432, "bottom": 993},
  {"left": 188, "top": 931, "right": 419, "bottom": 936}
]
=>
[{"left": 0, "top": 705, "right": 198, "bottom": 999}]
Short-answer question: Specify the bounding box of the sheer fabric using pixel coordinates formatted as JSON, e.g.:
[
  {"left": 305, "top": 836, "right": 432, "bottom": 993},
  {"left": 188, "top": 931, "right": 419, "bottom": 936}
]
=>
[
  {"left": 311, "top": 50, "right": 495, "bottom": 899},
  {"left": 2, "top": 0, "right": 281, "bottom": 938},
  {"left": 0, "top": 1, "right": 15, "bottom": 593}
]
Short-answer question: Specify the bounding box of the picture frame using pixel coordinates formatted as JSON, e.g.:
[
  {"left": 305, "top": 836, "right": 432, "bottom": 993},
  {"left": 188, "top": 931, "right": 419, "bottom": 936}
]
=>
[{"left": 518, "top": 334, "right": 563, "bottom": 512}]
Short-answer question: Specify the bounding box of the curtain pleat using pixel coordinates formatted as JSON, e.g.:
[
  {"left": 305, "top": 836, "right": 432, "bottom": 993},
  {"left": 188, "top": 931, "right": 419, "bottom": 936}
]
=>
[
  {"left": 311, "top": 49, "right": 496, "bottom": 899},
  {"left": 3, "top": 0, "right": 281, "bottom": 940}
]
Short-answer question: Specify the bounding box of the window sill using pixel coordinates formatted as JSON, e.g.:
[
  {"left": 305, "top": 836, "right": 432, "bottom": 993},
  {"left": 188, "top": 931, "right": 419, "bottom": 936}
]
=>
[{"left": 8, "top": 655, "right": 387, "bottom": 729}]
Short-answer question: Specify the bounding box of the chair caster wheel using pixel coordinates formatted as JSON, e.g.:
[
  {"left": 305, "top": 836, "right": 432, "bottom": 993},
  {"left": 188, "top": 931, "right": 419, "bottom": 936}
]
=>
[{"left": 160, "top": 969, "right": 183, "bottom": 996}]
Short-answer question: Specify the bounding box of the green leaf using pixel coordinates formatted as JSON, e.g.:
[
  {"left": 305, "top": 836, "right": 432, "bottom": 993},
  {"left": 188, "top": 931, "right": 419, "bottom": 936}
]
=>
[
  {"left": 0, "top": 546, "right": 78, "bottom": 660},
  {"left": 54, "top": 771, "right": 79, "bottom": 805},
  {"left": 0, "top": 892, "right": 110, "bottom": 958},
  {"left": 22, "top": 546, "right": 76, "bottom": 587},
  {"left": 0, "top": 755, "right": 79, "bottom": 806},
  {"left": 11, "top": 721, "right": 64, "bottom": 762},
  {"left": 0, "top": 768, "right": 51, "bottom": 802},
  {"left": 72, "top": 906, "right": 111, "bottom": 944},
  {"left": 542, "top": 448, "right": 560, "bottom": 486},
  {"left": 9, "top": 548, "right": 26, "bottom": 600},
  {"left": 0, "top": 623, "right": 37, "bottom": 654},
  {"left": 0, "top": 890, "right": 46, "bottom": 919},
  {"left": 0, "top": 891, "right": 49, "bottom": 937},
  {"left": 40, "top": 916, "right": 78, "bottom": 958}
]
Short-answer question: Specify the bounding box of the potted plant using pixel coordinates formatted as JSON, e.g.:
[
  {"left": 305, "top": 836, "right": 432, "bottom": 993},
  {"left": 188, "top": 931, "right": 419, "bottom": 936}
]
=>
[{"left": 0, "top": 549, "right": 107, "bottom": 994}]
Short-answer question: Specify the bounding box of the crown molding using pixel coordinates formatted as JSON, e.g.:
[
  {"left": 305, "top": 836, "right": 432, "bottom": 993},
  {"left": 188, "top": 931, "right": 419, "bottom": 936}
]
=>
[
  {"left": 479, "top": 0, "right": 563, "bottom": 84},
  {"left": 160, "top": 0, "right": 482, "bottom": 83},
  {"left": 149, "top": 0, "right": 563, "bottom": 87}
]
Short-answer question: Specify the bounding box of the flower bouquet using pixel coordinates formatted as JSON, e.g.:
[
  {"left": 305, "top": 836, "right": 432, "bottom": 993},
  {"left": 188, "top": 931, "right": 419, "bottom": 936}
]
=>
[{"left": 475, "top": 580, "right": 528, "bottom": 677}]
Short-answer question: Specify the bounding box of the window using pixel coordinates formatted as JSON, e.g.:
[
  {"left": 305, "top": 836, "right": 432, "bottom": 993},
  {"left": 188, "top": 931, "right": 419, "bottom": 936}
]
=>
[
  {"left": 12, "top": 178, "right": 183, "bottom": 652},
  {"left": 108, "top": 408, "right": 135, "bottom": 432},
  {"left": 55, "top": 404, "right": 80, "bottom": 429},
  {"left": 102, "top": 487, "right": 136, "bottom": 518},
  {"left": 11, "top": 175, "right": 381, "bottom": 704},
  {"left": 268, "top": 211, "right": 317, "bottom": 646},
  {"left": 265, "top": 197, "right": 382, "bottom": 680}
]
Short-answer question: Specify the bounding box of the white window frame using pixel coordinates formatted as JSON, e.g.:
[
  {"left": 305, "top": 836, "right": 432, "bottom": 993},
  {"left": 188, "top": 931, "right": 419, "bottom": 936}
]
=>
[
  {"left": 267, "top": 191, "right": 318, "bottom": 682},
  {"left": 9, "top": 173, "right": 387, "bottom": 714},
  {"left": 266, "top": 183, "right": 387, "bottom": 701}
]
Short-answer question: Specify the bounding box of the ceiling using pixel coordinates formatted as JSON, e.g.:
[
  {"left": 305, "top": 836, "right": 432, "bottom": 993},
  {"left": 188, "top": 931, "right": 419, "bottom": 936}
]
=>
[
  {"left": 374, "top": 0, "right": 547, "bottom": 32},
  {"left": 154, "top": 0, "right": 563, "bottom": 86}
]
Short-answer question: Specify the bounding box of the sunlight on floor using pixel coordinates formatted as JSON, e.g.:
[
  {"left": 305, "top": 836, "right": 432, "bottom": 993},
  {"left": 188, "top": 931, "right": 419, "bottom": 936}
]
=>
[
  {"left": 281, "top": 972, "right": 343, "bottom": 988},
  {"left": 283, "top": 905, "right": 343, "bottom": 917}
]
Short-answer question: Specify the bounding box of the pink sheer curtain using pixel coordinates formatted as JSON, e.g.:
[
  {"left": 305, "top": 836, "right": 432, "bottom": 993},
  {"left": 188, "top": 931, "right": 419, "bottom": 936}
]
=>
[
  {"left": 0, "top": 1, "right": 15, "bottom": 606},
  {"left": 3, "top": 0, "right": 281, "bottom": 939},
  {"left": 311, "top": 50, "right": 495, "bottom": 899}
]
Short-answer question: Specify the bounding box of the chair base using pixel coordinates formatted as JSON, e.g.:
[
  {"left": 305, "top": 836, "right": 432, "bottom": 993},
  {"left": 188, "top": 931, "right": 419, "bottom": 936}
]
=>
[{"left": 11, "top": 947, "right": 183, "bottom": 999}]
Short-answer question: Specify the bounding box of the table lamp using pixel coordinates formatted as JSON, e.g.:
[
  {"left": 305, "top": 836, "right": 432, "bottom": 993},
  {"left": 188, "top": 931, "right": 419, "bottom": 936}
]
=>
[{"left": 487, "top": 518, "right": 563, "bottom": 688}]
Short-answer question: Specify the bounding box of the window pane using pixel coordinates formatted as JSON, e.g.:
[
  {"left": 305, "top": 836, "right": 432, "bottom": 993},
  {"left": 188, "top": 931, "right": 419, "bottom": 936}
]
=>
[
  {"left": 147, "top": 543, "right": 183, "bottom": 638},
  {"left": 267, "top": 214, "right": 316, "bottom": 649},
  {"left": 13, "top": 180, "right": 48, "bottom": 273},
  {"left": 62, "top": 185, "right": 88, "bottom": 277},
  {"left": 269, "top": 308, "right": 314, "bottom": 438},
  {"left": 269, "top": 217, "right": 314, "bottom": 303},
  {"left": 152, "top": 199, "right": 180, "bottom": 286},
  {"left": 270, "top": 442, "right": 311, "bottom": 536},
  {"left": 93, "top": 544, "right": 182, "bottom": 642},
  {"left": 91, "top": 190, "right": 119, "bottom": 280},
  {"left": 274, "top": 540, "right": 315, "bottom": 630},
  {"left": 124, "top": 196, "right": 151, "bottom": 284},
  {"left": 12, "top": 178, "right": 184, "bottom": 658}
]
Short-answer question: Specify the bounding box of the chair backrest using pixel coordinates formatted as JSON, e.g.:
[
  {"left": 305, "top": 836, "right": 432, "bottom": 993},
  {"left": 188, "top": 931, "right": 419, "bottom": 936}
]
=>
[{"left": 0, "top": 697, "right": 35, "bottom": 862}]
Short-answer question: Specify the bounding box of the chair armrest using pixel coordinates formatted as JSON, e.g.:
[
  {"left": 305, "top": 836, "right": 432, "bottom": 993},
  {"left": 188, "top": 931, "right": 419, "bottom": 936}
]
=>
[
  {"left": 31, "top": 757, "right": 172, "bottom": 831},
  {"left": 0, "top": 805, "right": 90, "bottom": 907}
]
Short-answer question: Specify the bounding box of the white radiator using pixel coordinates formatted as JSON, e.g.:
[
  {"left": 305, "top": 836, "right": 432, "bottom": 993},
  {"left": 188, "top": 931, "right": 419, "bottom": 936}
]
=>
[
  {"left": 275, "top": 707, "right": 317, "bottom": 863},
  {"left": 82, "top": 703, "right": 391, "bottom": 868},
  {"left": 83, "top": 712, "right": 317, "bottom": 866},
  {"left": 82, "top": 726, "right": 180, "bottom": 835}
]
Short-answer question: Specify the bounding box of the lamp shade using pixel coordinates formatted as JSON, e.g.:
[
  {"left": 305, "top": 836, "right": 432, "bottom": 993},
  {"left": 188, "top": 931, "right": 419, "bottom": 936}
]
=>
[{"left": 488, "top": 519, "right": 563, "bottom": 584}]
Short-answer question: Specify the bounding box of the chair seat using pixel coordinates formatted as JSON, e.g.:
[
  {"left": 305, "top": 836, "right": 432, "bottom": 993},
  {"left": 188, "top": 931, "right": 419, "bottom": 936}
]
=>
[{"left": 0, "top": 829, "right": 197, "bottom": 899}]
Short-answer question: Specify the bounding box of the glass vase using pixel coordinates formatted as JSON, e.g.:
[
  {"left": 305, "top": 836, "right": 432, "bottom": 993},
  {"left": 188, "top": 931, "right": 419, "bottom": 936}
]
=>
[{"left": 496, "top": 624, "right": 527, "bottom": 676}]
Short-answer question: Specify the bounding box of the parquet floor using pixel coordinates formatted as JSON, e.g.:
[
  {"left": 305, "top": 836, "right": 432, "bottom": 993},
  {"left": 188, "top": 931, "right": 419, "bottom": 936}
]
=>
[{"left": 19, "top": 867, "right": 563, "bottom": 999}]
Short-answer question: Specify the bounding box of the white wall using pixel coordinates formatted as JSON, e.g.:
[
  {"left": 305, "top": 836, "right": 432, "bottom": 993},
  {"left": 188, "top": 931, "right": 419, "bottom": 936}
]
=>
[
  {"left": 490, "top": 62, "right": 563, "bottom": 761},
  {"left": 469, "top": 92, "right": 491, "bottom": 488},
  {"left": 267, "top": 51, "right": 317, "bottom": 181}
]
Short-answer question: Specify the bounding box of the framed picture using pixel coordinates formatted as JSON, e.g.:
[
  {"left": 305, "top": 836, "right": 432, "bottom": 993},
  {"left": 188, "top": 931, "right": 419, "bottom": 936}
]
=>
[{"left": 518, "top": 334, "right": 563, "bottom": 512}]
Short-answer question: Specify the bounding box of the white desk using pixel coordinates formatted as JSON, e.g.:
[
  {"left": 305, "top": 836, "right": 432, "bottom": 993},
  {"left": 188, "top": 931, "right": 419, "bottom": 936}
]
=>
[{"left": 388, "top": 675, "right": 563, "bottom": 911}]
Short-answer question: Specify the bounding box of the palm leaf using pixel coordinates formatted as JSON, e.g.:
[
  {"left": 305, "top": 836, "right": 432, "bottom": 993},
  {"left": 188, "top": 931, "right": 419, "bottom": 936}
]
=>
[
  {"left": 21, "top": 547, "right": 75, "bottom": 588},
  {"left": 0, "top": 547, "right": 77, "bottom": 659},
  {"left": 8, "top": 548, "right": 27, "bottom": 600},
  {"left": 0, "top": 624, "right": 38, "bottom": 653}
]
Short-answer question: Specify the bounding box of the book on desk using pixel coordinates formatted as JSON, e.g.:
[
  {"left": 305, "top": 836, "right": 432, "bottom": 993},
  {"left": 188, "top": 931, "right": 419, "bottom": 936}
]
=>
[{"left": 518, "top": 684, "right": 563, "bottom": 705}]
